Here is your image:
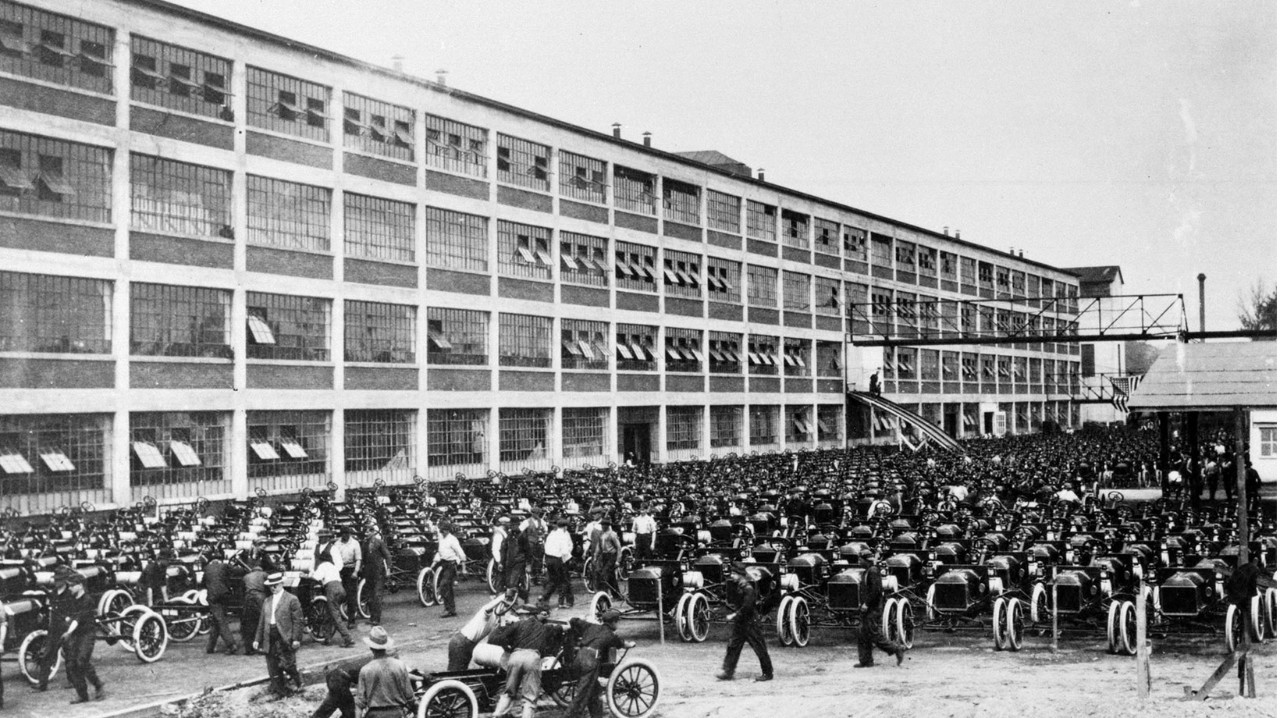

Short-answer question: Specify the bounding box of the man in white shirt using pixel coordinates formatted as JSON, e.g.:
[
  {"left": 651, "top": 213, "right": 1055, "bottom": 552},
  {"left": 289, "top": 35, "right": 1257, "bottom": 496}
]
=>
[
  {"left": 331, "top": 527, "right": 362, "bottom": 629},
  {"left": 520, "top": 508, "right": 549, "bottom": 582},
  {"left": 631, "top": 505, "right": 656, "bottom": 560},
  {"left": 539, "top": 518, "right": 575, "bottom": 608},
  {"left": 433, "top": 523, "right": 466, "bottom": 618},
  {"left": 446, "top": 589, "right": 517, "bottom": 670},
  {"left": 491, "top": 517, "right": 509, "bottom": 595},
  {"left": 312, "top": 555, "right": 354, "bottom": 647}
]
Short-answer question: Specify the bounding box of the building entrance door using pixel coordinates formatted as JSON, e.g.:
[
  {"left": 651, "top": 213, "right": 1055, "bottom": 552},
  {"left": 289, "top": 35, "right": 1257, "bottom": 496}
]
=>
[
  {"left": 620, "top": 423, "right": 651, "bottom": 467},
  {"left": 983, "top": 411, "right": 994, "bottom": 435},
  {"left": 944, "top": 406, "right": 959, "bottom": 438}
]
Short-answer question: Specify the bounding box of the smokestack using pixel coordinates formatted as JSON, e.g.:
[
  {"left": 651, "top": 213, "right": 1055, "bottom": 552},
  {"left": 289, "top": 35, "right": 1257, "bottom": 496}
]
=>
[
  {"left": 954, "top": 229, "right": 961, "bottom": 239},
  {"left": 757, "top": 168, "right": 766, "bottom": 182},
  {"left": 943, "top": 226, "right": 949, "bottom": 236},
  {"left": 1197, "top": 273, "right": 1207, "bottom": 335},
  {"left": 612, "top": 123, "right": 621, "bottom": 139},
  {"left": 642, "top": 131, "right": 651, "bottom": 147},
  {"left": 435, "top": 69, "right": 448, "bottom": 86},
  {"left": 392, "top": 55, "right": 404, "bottom": 73},
  {"left": 1009, "top": 247, "right": 1016, "bottom": 255},
  {"left": 1018, "top": 249, "right": 1024, "bottom": 258}
]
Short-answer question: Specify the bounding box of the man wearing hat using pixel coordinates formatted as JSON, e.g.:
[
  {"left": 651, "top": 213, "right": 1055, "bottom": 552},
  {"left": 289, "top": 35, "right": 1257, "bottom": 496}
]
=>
[
  {"left": 502, "top": 516, "right": 529, "bottom": 602},
  {"left": 312, "top": 553, "right": 355, "bottom": 647},
  {"left": 487, "top": 603, "right": 559, "bottom": 718},
  {"left": 564, "top": 610, "right": 634, "bottom": 718},
  {"left": 203, "top": 549, "right": 241, "bottom": 655},
  {"left": 716, "top": 562, "right": 772, "bottom": 682},
  {"left": 363, "top": 526, "right": 392, "bottom": 626},
  {"left": 592, "top": 520, "right": 622, "bottom": 599},
  {"left": 253, "top": 572, "right": 305, "bottom": 697},
  {"left": 331, "top": 527, "right": 363, "bottom": 629},
  {"left": 857, "top": 552, "right": 905, "bottom": 668},
  {"left": 33, "top": 571, "right": 74, "bottom": 692},
  {"left": 433, "top": 522, "right": 466, "bottom": 618},
  {"left": 241, "top": 560, "right": 268, "bottom": 655},
  {"left": 355, "top": 627, "right": 414, "bottom": 718},
  {"left": 61, "top": 573, "right": 106, "bottom": 703},
  {"left": 519, "top": 507, "right": 548, "bottom": 582},
  {"left": 447, "top": 589, "right": 518, "bottom": 671},
  {"left": 490, "top": 517, "right": 510, "bottom": 595},
  {"left": 539, "top": 517, "right": 575, "bottom": 608}
]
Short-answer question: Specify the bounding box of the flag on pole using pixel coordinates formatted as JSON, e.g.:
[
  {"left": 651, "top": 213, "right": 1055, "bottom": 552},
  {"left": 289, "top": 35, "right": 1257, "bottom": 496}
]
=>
[{"left": 1109, "top": 374, "right": 1143, "bottom": 413}]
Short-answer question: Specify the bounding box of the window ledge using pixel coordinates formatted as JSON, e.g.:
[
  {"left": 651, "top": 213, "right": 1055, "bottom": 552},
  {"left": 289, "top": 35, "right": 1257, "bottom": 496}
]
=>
[
  {"left": 342, "top": 254, "right": 417, "bottom": 269},
  {"left": 341, "top": 145, "right": 417, "bottom": 168},
  {"left": 244, "top": 124, "right": 334, "bottom": 149},
  {"left": 130, "top": 355, "right": 232, "bottom": 364},
  {"left": 247, "top": 359, "right": 334, "bottom": 367},
  {"left": 495, "top": 180, "right": 551, "bottom": 196},
  {"left": 131, "top": 228, "right": 235, "bottom": 245},
  {"left": 345, "top": 361, "right": 417, "bottom": 368},
  {"left": 0, "top": 351, "right": 113, "bottom": 361},
  {"left": 422, "top": 160, "right": 489, "bottom": 182},
  {"left": 0, "top": 69, "right": 116, "bottom": 101},
  {"left": 556, "top": 194, "right": 607, "bottom": 208},
  {"left": 129, "top": 100, "right": 235, "bottom": 127},
  {"left": 244, "top": 242, "right": 333, "bottom": 257},
  {"left": 0, "top": 210, "right": 113, "bottom": 230}
]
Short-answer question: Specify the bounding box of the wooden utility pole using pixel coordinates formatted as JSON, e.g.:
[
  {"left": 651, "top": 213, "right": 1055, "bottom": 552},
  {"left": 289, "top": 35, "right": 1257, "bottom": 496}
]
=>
[{"left": 1234, "top": 408, "right": 1255, "bottom": 697}]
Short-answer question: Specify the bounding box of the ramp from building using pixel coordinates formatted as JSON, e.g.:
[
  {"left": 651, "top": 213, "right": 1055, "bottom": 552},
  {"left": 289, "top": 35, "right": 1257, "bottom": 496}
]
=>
[{"left": 847, "top": 390, "right": 966, "bottom": 454}]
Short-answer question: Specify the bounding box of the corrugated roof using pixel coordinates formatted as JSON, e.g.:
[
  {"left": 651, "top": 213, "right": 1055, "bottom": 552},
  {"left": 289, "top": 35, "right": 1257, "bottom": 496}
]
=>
[{"left": 1128, "top": 341, "right": 1277, "bottom": 411}]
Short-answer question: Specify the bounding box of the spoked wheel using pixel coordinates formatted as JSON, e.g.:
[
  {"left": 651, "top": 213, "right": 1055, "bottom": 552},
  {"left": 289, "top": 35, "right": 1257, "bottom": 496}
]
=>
[
  {"left": 308, "top": 597, "right": 335, "bottom": 642},
  {"left": 1249, "top": 594, "right": 1266, "bottom": 642},
  {"left": 776, "top": 595, "right": 795, "bottom": 646},
  {"left": 582, "top": 556, "right": 598, "bottom": 593},
  {"left": 117, "top": 604, "right": 151, "bottom": 652},
  {"left": 165, "top": 602, "right": 201, "bottom": 642},
  {"left": 1266, "top": 587, "right": 1277, "bottom": 639},
  {"left": 18, "top": 630, "right": 61, "bottom": 685},
  {"left": 486, "top": 559, "right": 500, "bottom": 595},
  {"left": 674, "top": 593, "right": 691, "bottom": 642},
  {"left": 132, "top": 610, "right": 169, "bottom": 663},
  {"left": 547, "top": 655, "right": 578, "bottom": 708},
  {"left": 416, "top": 679, "right": 479, "bottom": 718},
  {"left": 788, "top": 595, "right": 811, "bottom": 648},
  {"left": 98, "top": 589, "right": 134, "bottom": 622},
  {"left": 417, "top": 566, "right": 438, "bottom": 606},
  {"left": 896, "top": 598, "right": 916, "bottom": 650},
  {"left": 1005, "top": 600, "right": 1024, "bottom": 652},
  {"left": 589, "top": 590, "right": 613, "bottom": 623},
  {"left": 356, "top": 578, "right": 371, "bottom": 619},
  {"left": 992, "top": 597, "right": 1009, "bottom": 651},
  {"left": 1029, "top": 583, "right": 1048, "bottom": 625},
  {"left": 616, "top": 549, "right": 634, "bottom": 600},
  {"left": 607, "top": 659, "right": 662, "bottom": 718},
  {"left": 1106, "top": 600, "right": 1121, "bottom": 654},
  {"left": 1117, "top": 601, "right": 1137, "bottom": 656},
  {"left": 687, "top": 592, "right": 711, "bottom": 643},
  {"left": 1225, "top": 603, "right": 1245, "bottom": 654},
  {"left": 882, "top": 599, "right": 897, "bottom": 644}
]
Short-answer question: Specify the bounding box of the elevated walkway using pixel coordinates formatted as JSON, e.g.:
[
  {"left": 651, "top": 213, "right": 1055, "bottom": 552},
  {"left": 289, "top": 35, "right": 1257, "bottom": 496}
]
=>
[{"left": 847, "top": 390, "right": 966, "bottom": 454}]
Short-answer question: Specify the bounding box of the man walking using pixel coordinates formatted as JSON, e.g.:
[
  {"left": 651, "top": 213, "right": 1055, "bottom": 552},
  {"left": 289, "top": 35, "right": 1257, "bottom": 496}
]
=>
[
  {"left": 716, "top": 562, "right": 772, "bottom": 682},
  {"left": 61, "top": 574, "right": 105, "bottom": 704},
  {"left": 241, "top": 561, "right": 267, "bottom": 655},
  {"left": 540, "top": 517, "right": 575, "bottom": 608},
  {"left": 433, "top": 522, "right": 465, "bottom": 618},
  {"left": 594, "top": 520, "right": 622, "bottom": 598},
  {"left": 253, "top": 572, "right": 304, "bottom": 697},
  {"left": 355, "top": 627, "right": 415, "bottom": 718},
  {"left": 331, "top": 527, "right": 362, "bottom": 630},
  {"left": 491, "top": 517, "right": 509, "bottom": 595},
  {"left": 856, "top": 552, "right": 905, "bottom": 668},
  {"left": 503, "top": 517, "right": 529, "bottom": 601},
  {"left": 203, "top": 549, "right": 241, "bottom": 655},
  {"left": 363, "top": 526, "right": 392, "bottom": 626}
]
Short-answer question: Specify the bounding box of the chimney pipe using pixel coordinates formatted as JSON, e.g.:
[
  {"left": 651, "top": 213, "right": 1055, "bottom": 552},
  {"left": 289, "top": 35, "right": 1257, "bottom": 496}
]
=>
[
  {"left": 392, "top": 55, "right": 404, "bottom": 73},
  {"left": 954, "top": 229, "right": 961, "bottom": 239},
  {"left": 642, "top": 131, "right": 651, "bottom": 147},
  {"left": 1009, "top": 247, "right": 1016, "bottom": 255},
  {"left": 612, "top": 123, "right": 621, "bottom": 139},
  {"left": 757, "top": 168, "right": 766, "bottom": 182},
  {"left": 1197, "top": 273, "right": 1207, "bottom": 335},
  {"left": 1018, "top": 249, "right": 1024, "bottom": 258},
  {"left": 943, "top": 226, "right": 949, "bottom": 236},
  {"left": 435, "top": 69, "right": 448, "bottom": 86}
]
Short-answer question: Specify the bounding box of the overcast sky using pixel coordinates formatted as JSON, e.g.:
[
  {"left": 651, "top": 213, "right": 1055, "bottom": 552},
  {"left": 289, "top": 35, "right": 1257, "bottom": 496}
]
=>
[{"left": 162, "top": 0, "right": 1276, "bottom": 332}]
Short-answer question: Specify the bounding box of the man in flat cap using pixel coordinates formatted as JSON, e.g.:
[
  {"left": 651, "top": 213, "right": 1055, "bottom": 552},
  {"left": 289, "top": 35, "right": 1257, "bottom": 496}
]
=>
[
  {"left": 540, "top": 517, "right": 575, "bottom": 608},
  {"left": 331, "top": 527, "right": 362, "bottom": 630},
  {"left": 716, "top": 562, "right": 772, "bottom": 682},
  {"left": 61, "top": 573, "right": 105, "bottom": 704},
  {"left": 433, "top": 522, "right": 465, "bottom": 618},
  {"left": 564, "top": 610, "right": 634, "bottom": 718}
]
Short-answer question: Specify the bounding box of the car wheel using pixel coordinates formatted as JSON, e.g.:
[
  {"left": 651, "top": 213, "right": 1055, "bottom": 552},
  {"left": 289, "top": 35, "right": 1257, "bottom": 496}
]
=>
[
  {"left": 417, "top": 678, "right": 479, "bottom": 718},
  {"left": 992, "top": 597, "right": 1008, "bottom": 651},
  {"left": 789, "top": 595, "right": 811, "bottom": 648},
  {"left": 1005, "top": 600, "right": 1024, "bottom": 652},
  {"left": 486, "top": 559, "right": 499, "bottom": 595},
  {"left": 896, "top": 597, "right": 916, "bottom": 650},
  {"left": 133, "top": 610, "right": 169, "bottom": 663},
  {"left": 1249, "top": 594, "right": 1266, "bottom": 642},
  {"left": 18, "top": 630, "right": 61, "bottom": 685},
  {"left": 356, "top": 578, "right": 370, "bottom": 619},
  {"left": 1225, "top": 603, "right": 1243, "bottom": 654},
  {"left": 689, "top": 593, "right": 711, "bottom": 643},
  {"left": 1029, "top": 582, "right": 1048, "bottom": 624},
  {"left": 776, "top": 595, "right": 795, "bottom": 646},
  {"left": 165, "top": 601, "right": 200, "bottom": 643},
  {"left": 1118, "top": 600, "right": 1137, "bottom": 656},
  {"left": 417, "top": 566, "right": 438, "bottom": 607},
  {"left": 607, "top": 659, "right": 661, "bottom": 718},
  {"left": 1265, "top": 587, "right": 1277, "bottom": 639},
  {"left": 674, "top": 592, "right": 692, "bottom": 642},
  {"left": 589, "top": 590, "right": 613, "bottom": 624},
  {"left": 882, "top": 598, "right": 897, "bottom": 645}
]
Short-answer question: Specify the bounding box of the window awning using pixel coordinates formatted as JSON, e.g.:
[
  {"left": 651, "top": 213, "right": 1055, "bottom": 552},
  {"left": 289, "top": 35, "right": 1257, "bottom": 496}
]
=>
[
  {"left": 247, "top": 315, "right": 276, "bottom": 345},
  {"left": 562, "top": 339, "right": 583, "bottom": 356},
  {"left": 0, "top": 451, "right": 33, "bottom": 475},
  {"left": 816, "top": 418, "right": 833, "bottom": 434},
  {"left": 515, "top": 246, "right": 537, "bottom": 264},
  {"left": 666, "top": 346, "right": 683, "bottom": 361},
  {"left": 630, "top": 342, "right": 651, "bottom": 361},
  {"left": 706, "top": 275, "right": 724, "bottom": 291},
  {"left": 577, "top": 339, "right": 595, "bottom": 360},
  {"left": 747, "top": 351, "right": 762, "bottom": 365},
  {"left": 677, "top": 269, "right": 698, "bottom": 286},
  {"left": 615, "top": 260, "right": 636, "bottom": 278},
  {"left": 279, "top": 439, "right": 308, "bottom": 459},
  {"left": 393, "top": 126, "right": 414, "bottom": 146},
  {"left": 689, "top": 348, "right": 705, "bottom": 363},
  {"left": 0, "top": 164, "right": 33, "bottom": 191},
  {"left": 616, "top": 343, "right": 634, "bottom": 360},
  {"left": 38, "top": 170, "right": 75, "bottom": 197},
  {"left": 709, "top": 348, "right": 726, "bottom": 362},
  {"left": 534, "top": 249, "right": 553, "bottom": 266},
  {"left": 39, "top": 450, "right": 75, "bottom": 472},
  {"left": 561, "top": 254, "right": 579, "bottom": 271},
  {"left": 663, "top": 268, "right": 682, "bottom": 285},
  {"left": 591, "top": 255, "right": 611, "bottom": 274},
  {"left": 250, "top": 440, "right": 279, "bottom": 460},
  {"left": 428, "top": 329, "right": 453, "bottom": 350},
  {"left": 962, "top": 414, "right": 976, "bottom": 428},
  {"left": 132, "top": 441, "right": 167, "bottom": 469},
  {"left": 639, "top": 262, "right": 657, "bottom": 280}
]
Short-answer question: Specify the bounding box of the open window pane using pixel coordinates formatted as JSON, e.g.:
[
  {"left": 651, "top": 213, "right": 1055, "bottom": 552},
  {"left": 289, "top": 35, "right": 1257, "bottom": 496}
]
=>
[{"left": 130, "top": 441, "right": 167, "bottom": 469}]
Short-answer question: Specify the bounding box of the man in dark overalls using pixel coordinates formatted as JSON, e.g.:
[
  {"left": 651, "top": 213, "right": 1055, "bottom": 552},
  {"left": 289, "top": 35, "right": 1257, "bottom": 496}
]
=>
[
  {"left": 857, "top": 552, "right": 905, "bottom": 668},
  {"left": 564, "top": 610, "right": 633, "bottom": 718},
  {"left": 716, "top": 562, "right": 773, "bottom": 682},
  {"left": 61, "top": 573, "right": 105, "bottom": 703}
]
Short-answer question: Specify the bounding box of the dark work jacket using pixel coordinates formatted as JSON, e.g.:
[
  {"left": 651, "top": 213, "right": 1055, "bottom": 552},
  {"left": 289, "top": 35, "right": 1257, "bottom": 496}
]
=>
[
  {"left": 203, "top": 559, "right": 231, "bottom": 603},
  {"left": 864, "top": 564, "right": 885, "bottom": 610},
  {"left": 569, "top": 617, "right": 626, "bottom": 653},
  {"left": 489, "top": 617, "right": 560, "bottom": 656},
  {"left": 364, "top": 536, "right": 392, "bottom": 579},
  {"left": 503, "top": 529, "right": 528, "bottom": 566},
  {"left": 67, "top": 591, "right": 97, "bottom": 639},
  {"left": 728, "top": 573, "right": 758, "bottom": 624}
]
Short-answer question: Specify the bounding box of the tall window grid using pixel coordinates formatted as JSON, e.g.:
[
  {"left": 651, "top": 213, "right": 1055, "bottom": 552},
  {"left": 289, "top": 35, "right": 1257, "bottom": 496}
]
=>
[
  {"left": 246, "top": 292, "right": 331, "bottom": 361},
  {"left": 663, "top": 178, "right": 700, "bottom": 225},
  {"left": 663, "top": 249, "right": 702, "bottom": 299},
  {"left": 130, "top": 154, "right": 232, "bottom": 239},
  {"left": 787, "top": 405, "right": 814, "bottom": 445},
  {"left": 920, "top": 349, "right": 940, "bottom": 382},
  {"left": 496, "top": 134, "right": 550, "bottom": 191},
  {"left": 918, "top": 247, "right": 937, "bottom": 277},
  {"left": 710, "top": 406, "right": 742, "bottom": 449},
  {"left": 896, "top": 242, "right": 916, "bottom": 272},
  {"left": 0, "top": 129, "right": 112, "bottom": 222},
  {"left": 561, "top": 318, "right": 609, "bottom": 371},
  {"left": 959, "top": 257, "right": 977, "bottom": 287},
  {"left": 783, "top": 338, "right": 810, "bottom": 376},
  {"left": 814, "top": 218, "right": 839, "bottom": 255},
  {"left": 816, "top": 341, "right": 841, "bottom": 377},
  {"left": 940, "top": 253, "right": 958, "bottom": 282},
  {"left": 426, "top": 409, "right": 486, "bottom": 471},
  {"left": 129, "top": 411, "right": 229, "bottom": 498},
  {"left": 499, "top": 408, "right": 550, "bottom": 467},
  {"left": 426, "top": 206, "right": 488, "bottom": 273},
  {"left": 613, "top": 165, "right": 655, "bottom": 215},
  {"left": 614, "top": 241, "right": 657, "bottom": 293},
  {"left": 247, "top": 410, "right": 329, "bottom": 489},
  {"left": 246, "top": 175, "right": 330, "bottom": 253},
  {"left": 843, "top": 226, "right": 868, "bottom": 261},
  {"left": 344, "top": 193, "right": 415, "bottom": 263},
  {"left": 560, "top": 232, "right": 609, "bottom": 287},
  {"left": 666, "top": 406, "right": 702, "bottom": 453},
  {"left": 708, "top": 331, "right": 742, "bottom": 374},
  {"left": 817, "top": 405, "right": 842, "bottom": 445},
  {"left": 558, "top": 150, "right": 607, "bottom": 204},
  {"left": 749, "top": 405, "right": 778, "bottom": 447},
  {"left": 707, "top": 190, "right": 740, "bottom": 233},
  {"left": 814, "top": 276, "right": 841, "bottom": 315},
  {"left": 748, "top": 334, "right": 779, "bottom": 375},
  {"left": 745, "top": 201, "right": 776, "bottom": 241},
  {"left": 0, "top": 271, "right": 110, "bottom": 353},
  {"left": 499, "top": 313, "right": 551, "bottom": 368},
  {"left": 781, "top": 209, "right": 809, "bottom": 249},
  {"left": 246, "top": 66, "right": 330, "bottom": 142},
  {"left": 0, "top": 413, "right": 109, "bottom": 498},
  {"left": 424, "top": 114, "right": 487, "bottom": 177},
  {"left": 342, "top": 92, "right": 414, "bottom": 161},
  {"left": 782, "top": 271, "right": 811, "bottom": 312},
  {"left": 0, "top": 2, "right": 113, "bottom": 94},
  {"left": 746, "top": 265, "right": 778, "bottom": 308},
  {"left": 130, "top": 283, "right": 232, "bottom": 359},
  {"left": 562, "top": 407, "right": 606, "bottom": 460},
  {"left": 130, "top": 36, "right": 231, "bottom": 120},
  {"left": 344, "top": 300, "right": 415, "bottom": 363},
  {"left": 705, "top": 257, "right": 740, "bottom": 304},
  {"left": 345, "top": 409, "right": 415, "bottom": 484},
  {"left": 498, "top": 220, "right": 552, "bottom": 280},
  {"left": 427, "top": 307, "right": 487, "bottom": 365},
  {"left": 869, "top": 234, "right": 893, "bottom": 268},
  {"left": 615, "top": 323, "right": 656, "bottom": 372},
  {"left": 665, "top": 327, "right": 703, "bottom": 373}
]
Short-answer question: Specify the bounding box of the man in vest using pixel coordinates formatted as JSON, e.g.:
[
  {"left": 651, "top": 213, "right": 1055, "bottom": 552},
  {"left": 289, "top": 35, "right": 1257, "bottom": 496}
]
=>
[
  {"left": 331, "top": 527, "right": 362, "bottom": 630},
  {"left": 521, "top": 507, "right": 549, "bottom": 582}
]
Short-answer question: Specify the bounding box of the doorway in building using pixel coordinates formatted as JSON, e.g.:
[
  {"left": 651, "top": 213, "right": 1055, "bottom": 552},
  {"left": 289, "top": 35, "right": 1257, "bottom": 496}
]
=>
[
  {"left": 620, "top": 423, "right": 651, "bottom": 467},
  {"left": 983, "top": 411, "right": 994, "bottom": 435},
  {"left": 944, "top": 406, "right": 959, "bottom": 438}
]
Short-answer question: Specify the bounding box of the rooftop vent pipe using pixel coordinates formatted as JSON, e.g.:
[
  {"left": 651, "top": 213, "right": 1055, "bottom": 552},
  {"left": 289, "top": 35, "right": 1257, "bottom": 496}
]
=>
[
  {"left": 612, "top": 123, "right": 621, "bottom": 139},
  {"left": 757, "top": 168, "right": 766, "bottom": 181},
  {"left": 435, "top": 69, "right": 448, "bottom": 86},
  {"left": 643, "top": 131, "right": 651, "bottom": 147}
]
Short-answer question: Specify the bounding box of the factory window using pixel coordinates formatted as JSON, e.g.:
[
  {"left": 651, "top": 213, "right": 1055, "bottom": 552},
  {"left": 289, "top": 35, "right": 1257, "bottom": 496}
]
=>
[
  {"left": 895, "top": 241, "right": 916, "bottom": 270},
  {"left": 427, "top": 307, "right": 487, "bottom": 366},
  {"left": 708, "top": 331, "right": 743, "bottom": 375},
  {"left": 918, "top": 247, "right": 937, "bottom": 276},
  {"left": 344, "top": 193, "right": 415, "bottom": 264},
  {"left": 816, "top": 341, "right": 841, "bottom": 378},
  {"left": 345, "top": 409, "right": 415, "bottom": 479},
  {"left": 559, "top": 231, "right": 609, "bottom": 288},
  {"left": 498, "top": 220, "right": 553, "bottom": 281},
  {"left": 787, "top": 405, "right": 814, "bottom": 444},
  {"left": 749, "top": 405, "right": 778, "bottom": 447},
  {"left": 130, "top": 283, "right": 232, "bottom": 359},
  {"left": 980, "top": 354, "right": 996, "bottom": 381},
  {"left": 613, "top": 165, "right": 656, "bottom": 215},
  {"left": 705, "top": 258, "right": 740, "bottom": 303},
  {"left": 1011, "top": 271, "right": 1026, "bottom": 297},
  {"left": 0, "top": 2, "right": 114, "bottom": 94},
  {"left": 942, "top": 352, "right": 959, "bottom": 381},
  {"left": 424, "top": 114, "right": 487, "bottom": 178},
  {"left": 897, "top": 348, "right": 917, "bottom": 379},
  {"left": 562, "top": 407, "right": 607, "bottom": 460},
  {"left": 0, "top": 413, "right": 109, "bottom": 496},
  {"left": 920, "top": 350, "right": 939, "bottom": 381},
  {"left": 869, "top": 233, "right": 893, "bottom": 267},
  {"left": 817, "top": 405, "right": 842, "bottom": 444},
  {"left": 940, "top": 252, "right": 957, "bottom": 281},
  {"left": 247, "top": 410, "right": 330, "bottom": 483},
  {"left": 666, "top": 406, "right": 702, "bottom": 453},
  {"left": 978, "top": 262, "right": 994, "bottom": 289},
  {"left": 814, "top": 218, "right": 839, "bottom": 255},
  {"left": 662, "top": 178, "right": 700, "bottom": 225},
  {"left": 246, "top": 175, "right": 330, "bottom": 253},
  {"left": 247, "top": 66, "right": 330, "bottom": 142},
  {"left": 615, "top": 323, "right": 657, "bottom": 372},
  {"left": 614, "top": 241, "right": 657, "bottom": 293},
  {"left": 245, "top": 292, "right": 331, "bottom": 362},
  {"left": 745, "top": 201, "right": 776, "bottom": 241},
  {"left": 499, "top": 313, "right": 552, "bottom": 369},
  {"left": 0, "top": 129, "right": 112, "bottom": 223},
  {"left": 344, "top": 300, "right": 415, "bottom": 364},
  {"left": 782, "top": 271, "right": 811, "bottom": 312},
  {"left": 130, "top": 36, "right": 231, "bottom": 119},
  {"left": 665, "top": 327, "right": 703, "bottom": 374},
  {"left": 130, "top": 154, "right": 233, "bottom": 239},
  {"left": 499, "top": 408, "right": 550, "bottom": 464},
  {"left": 783, "top": 338, "right": 810, "bottom": 377},
  {"left": 426, "top": 409, "right": 486, "bottom": 468},
  {"left": 129, "top": 412, "right": 228, "bottom": 493},
  {"left": 561, "top": 318, "right": 609, "bottom": 371},
  {"left": 342, "top": 92, "right": 414, "bottom": 162},
  {"left": 747, "top": 334, "right": 779, "bottom": 375},
  {"left": 663, "top": 249, "right": 702, "bottom": 299},
  {"left": 425, "top": 206, "right": 488, "bottom": 273},
  {"left": 962, "top": 353, "right": 978, "bottom": 381},
  {"left": 781, "top": 209, "right": 809, "bottom": 249},
  {"left": 1014, "top": 356, "right": 1028, "bottom": 384},
  {"left": 0, "top": 271, "right": 110, "bottom": 354},
  {"left": 843, "top": 226, "right": 868, "bottom": 261},
  {"left": 1260, "top": 425, "right": 1276, "bottom": 459},
  {"left": 814, "top": 276, "right": 841, "bottom": 315},
  {"left": 960, "top": 257, "right": 977, "bottom": 287},
  {"left": 746, "top": 265, "right": 777, "bottom": 308},
  {"left": 559, "top": 150, "right": 607, "bottom": 204},
  {"left": 496, "top": 133, "right": 551, "bottom": 192},
  {"left": 709, "top": 406, "right": 742, "bottom": 449},
  {"left": 707, "top": 190, "right": 741, "bottom": 233}
]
